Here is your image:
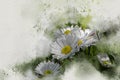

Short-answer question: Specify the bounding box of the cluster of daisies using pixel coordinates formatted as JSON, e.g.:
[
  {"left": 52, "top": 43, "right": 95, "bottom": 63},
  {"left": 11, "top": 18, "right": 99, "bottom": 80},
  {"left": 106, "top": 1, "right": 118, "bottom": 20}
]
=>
[{"left": 34, "top": 25, "right": 114, "bottom": 77}]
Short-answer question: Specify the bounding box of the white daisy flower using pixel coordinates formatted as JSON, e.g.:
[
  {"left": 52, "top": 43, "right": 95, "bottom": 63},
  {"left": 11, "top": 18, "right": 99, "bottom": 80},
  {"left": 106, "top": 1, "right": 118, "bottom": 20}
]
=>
[
  {"left": 97, "top": 54, "right": 112, "bottom": 68},
  {"left": 72, "top": 28, "right": 98, "bottom": 49},
  {"left": 54, "top": 25, "right": 74, "bottom": 39},
  {"left": 50, "top": 34, "right": 78, "bottom": 59},
  {"left": 84, "top": 29, "right": 98, "bottom": 46},
  {"left": 35, "top": 61, "right": 60, "bottom": 76}
]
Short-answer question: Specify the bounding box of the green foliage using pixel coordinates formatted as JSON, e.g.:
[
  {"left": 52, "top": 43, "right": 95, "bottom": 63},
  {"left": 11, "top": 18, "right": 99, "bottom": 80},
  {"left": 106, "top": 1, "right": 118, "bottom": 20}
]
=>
[
  {"left": 78, "top": 15, "right": 92, "bottom": 30},
  {"left": 0, "top": 70, "right": 7, "bottom": 80},
  {"left": 14, "top": 57, "right": 45, "bottom": 74}
]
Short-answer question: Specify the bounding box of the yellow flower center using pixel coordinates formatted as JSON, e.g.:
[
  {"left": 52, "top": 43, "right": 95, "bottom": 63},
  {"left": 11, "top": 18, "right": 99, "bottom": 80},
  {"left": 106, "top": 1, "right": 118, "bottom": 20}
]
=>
[
  {"left": 103, "top": 61, "right": 111, "bottom": 65},
  {"left": 77, "top": 40, "right": 83, "bottom": 46},
  {"left": 44, "top": 70, "right": 52, "bottom": 75},
  {"left": 61, "top": 45, "right": 72, "bottom": 55},
  {"left": 64, "top": 30, "right": 71, "bottom": 35}
]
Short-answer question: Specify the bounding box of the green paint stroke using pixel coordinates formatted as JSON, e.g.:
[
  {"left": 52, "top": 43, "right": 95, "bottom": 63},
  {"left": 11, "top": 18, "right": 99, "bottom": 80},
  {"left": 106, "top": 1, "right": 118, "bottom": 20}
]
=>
[
  {"left": 0, "top": 70, "right": 7, "bottom": 80},
  {"left": 14, "top": 57, "right": 45, "bottom": 74},
  {"left": 79, "top": 15, "right": 92, "bottom": 30}
]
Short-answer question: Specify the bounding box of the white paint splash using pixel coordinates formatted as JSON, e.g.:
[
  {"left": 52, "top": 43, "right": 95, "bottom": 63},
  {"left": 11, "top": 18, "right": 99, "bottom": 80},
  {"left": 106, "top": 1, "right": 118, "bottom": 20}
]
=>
[{"left": 62, "top": 60, "right": 108, "bottom": 80}]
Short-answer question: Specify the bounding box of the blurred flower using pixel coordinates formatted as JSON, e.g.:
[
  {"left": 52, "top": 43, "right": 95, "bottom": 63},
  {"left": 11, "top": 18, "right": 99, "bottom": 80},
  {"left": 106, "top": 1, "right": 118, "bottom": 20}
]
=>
[
  {"left": 35, "top": 61, "right": 60, "bottom": 76},
  {"left": 97, "top": 54, "right": 112, "bottom": 68}
]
